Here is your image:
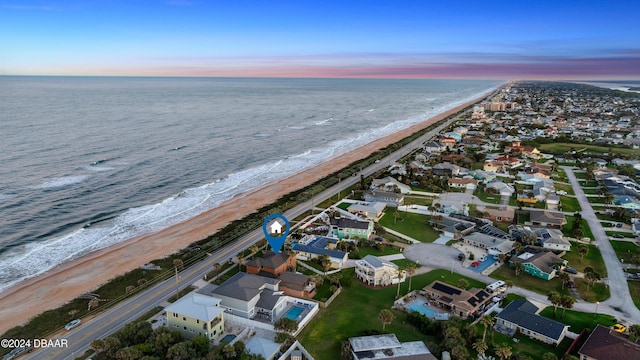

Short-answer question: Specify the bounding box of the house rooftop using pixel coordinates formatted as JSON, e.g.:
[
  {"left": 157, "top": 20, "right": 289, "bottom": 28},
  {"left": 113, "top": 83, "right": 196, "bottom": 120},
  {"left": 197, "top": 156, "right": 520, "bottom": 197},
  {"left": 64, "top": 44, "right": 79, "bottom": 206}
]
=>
[
  {"left": 360, "top": 255, "right": 398, "bottom": 270},
  {"left": 349, "top": 334, "right": 436, "bottom": 360},
  {"left": 497, "top": 300, "right": 568, "bottom": 341},
  {"left": 245, "top": 251, "right": 291, "bottom": 270},
  {"left": 292, "top": 236, "right": 347, "bottom": 259},
  {"left": 201, "top": 272, "right": 280, "bottom": 302},
  {"left": 511, "top": 251, "right": 562, "bottom": 274},
  {"left": 579, "top": 324, "right": 640, "bottom": 359},
  {"left": 164, "top": 292, "right": 224, "bottom": 321},
  {"left": 330, "top": 217, "right": 371, "bottom": 230}
]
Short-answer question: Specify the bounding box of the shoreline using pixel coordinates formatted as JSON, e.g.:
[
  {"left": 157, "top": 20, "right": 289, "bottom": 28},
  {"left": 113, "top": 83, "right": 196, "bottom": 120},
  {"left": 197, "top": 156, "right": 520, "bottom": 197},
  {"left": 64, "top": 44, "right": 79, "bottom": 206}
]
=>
[{"left": 0, "top": 91, "right": 492, "bottom": 334}]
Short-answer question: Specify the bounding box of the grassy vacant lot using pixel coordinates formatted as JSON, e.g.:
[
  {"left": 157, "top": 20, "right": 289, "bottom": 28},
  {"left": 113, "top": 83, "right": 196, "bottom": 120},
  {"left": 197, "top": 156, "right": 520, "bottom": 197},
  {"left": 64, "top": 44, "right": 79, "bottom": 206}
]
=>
[
  {"left": 628, "top": 280, "right": 640, "bottom": 310},
  {"left": 298, "top": 269, "right": 485, "bottom": 360},
  {"left": 560, "top": 196, "right": 581, "bottom": 212},
  {"left": 554, "top": 182, "right": 575, "bottom": 195},
  {"left": 475, "top": 190, "right": 502, "bottom": 204},
  {"left": 562, "top": 216, "right": 594, "bottom": 240},
  {"left": 611, "top": 240, "right": 640, "bottom": 264},
  {"left": 574, "top": 278, "right": 610, "bottom": 303},
  {"left": 404, "top": 195, "right": 434, "bottom": 206},
  {"left": 357, "top": 245, "right": 403, "bottom": 258},
  {"left": 564, "top": 242, "right": 607, "bottom": 277},
  {"left": 491, "top": 265, "right": 570, "bottom": 297},
  {"left": 378, "top": 210, "right": 439, "bottom": 242},
  {"left": 391, "top": 258, "right": 419, "bottom": 269},
  {"left": 587, "top": 196, "right": 607, "bottom": 204},
  {"left": 539, "top": 307, "right": 617, "bottom": 332},
  {"left": 539, "top": 143, "right": 639, "bottom": 156}
]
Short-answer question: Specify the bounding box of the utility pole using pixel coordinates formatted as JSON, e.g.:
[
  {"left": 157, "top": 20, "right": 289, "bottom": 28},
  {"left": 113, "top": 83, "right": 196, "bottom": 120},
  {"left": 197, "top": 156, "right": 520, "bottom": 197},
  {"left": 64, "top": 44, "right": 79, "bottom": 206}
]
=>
[{"left": 175, "top": 266, "right": 179, "bottom": 301}]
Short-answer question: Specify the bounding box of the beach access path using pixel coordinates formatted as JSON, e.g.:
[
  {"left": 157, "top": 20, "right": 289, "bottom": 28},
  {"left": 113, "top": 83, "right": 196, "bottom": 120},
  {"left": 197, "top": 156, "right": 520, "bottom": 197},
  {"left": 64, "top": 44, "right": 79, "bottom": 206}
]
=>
[{"left": 14, "top": 90, "right": 499, "bottom": 359}]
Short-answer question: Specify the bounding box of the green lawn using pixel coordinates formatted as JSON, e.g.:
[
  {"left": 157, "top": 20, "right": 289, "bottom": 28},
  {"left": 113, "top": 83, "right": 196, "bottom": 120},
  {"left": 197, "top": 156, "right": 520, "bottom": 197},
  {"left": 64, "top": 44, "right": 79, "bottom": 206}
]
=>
[
  {"left": 587, "top": 196, "right": 607, "bottom": 204},
  {"left": 606, "top": 231, "right": 637, "bottom": 238},
  {"left": 490, "top": 331, "right": 572, "bottom": 360},
  {"left": 491, "top": 265, "right": 570, "bottom": 297},
  {"left": 336, "top": 202, "right": 351, "bottom": 210},
  {"left": 628, "top": 280, "right": 640, "bottom": 310},
  {"left": 475, "top": 190, "right": 502, "bottom": 204},
  {"left": 298, "top": 269, "right": 486, "bottom": 360},
  {"left": 539, "top": 307, "right": 617, "bottom": 333},
  {"left": 574, "top": 279, "right": 610, "bottom": 303},
  {"left": 404, "top": 196, "right": 434, "bottom": 206},
  {"left": 574, "top": 171, "right": 587, "bottom": 179},
  {"left": 610, "top": 240, "right": 640, "bottom": 264},
  {"left": 579, "top": 180, "right": 599, "bottom": 187},
  {"left": 563, "top": 242, "right": 607, "bottom": 277},
  {"left": 356, "top": 245, "right": 403, "bottom": 258},
  {"left": 562, "top": 217, "right": 594, "bottom": 240},
  {"left": 378, "top": 210, "right": 440, "bottom": 242},
  {"left": 554, "top": 182, "right": 575, "bottom": 195},
  {"left": 582, "top": 188, "right": 600, "bottom": 195},
  {"left": 391, "top": 258, "right": 419, "bottom": 269},
  {"left": 560, "top": 196, "right": 582, "bottom": 212}
]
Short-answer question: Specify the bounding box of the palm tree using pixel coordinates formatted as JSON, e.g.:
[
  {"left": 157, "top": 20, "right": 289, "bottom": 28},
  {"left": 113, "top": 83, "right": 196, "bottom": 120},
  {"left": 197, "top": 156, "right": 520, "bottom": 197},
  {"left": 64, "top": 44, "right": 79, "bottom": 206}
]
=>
[
  {"left": 578, "top": 244, "right": 589, "bottom": 263},
  {"left": 560, "top": 295, "right": 576, "bottom": 318},
  {"left": 558, "top": 271, "right": 570, "bottom": 289},
  {"left": 479, "top": 315, "right": 495, "bottom": 343},
  {"left": 406, "top": 264, "right": 417, "bottom": 294},
  {"left": 548, "top": 291, "right": 562, "bottom": 316},
  {"left": 396, "top": 267, "right": 405, "bottom": 298},
  {"left": 320, "top": 254, "right": 331, "bottom": 274},
  {"left": 494, "top": 343, "right": 512, "bottom": 360},
  {"left": 457, "top": 278, "right": 469, "bottom": 290},
  {"left": 173, "top": 258, "right": 184, "bottom": 271},
  {"left": 472, "top": 340, "right": 488, "bottom": 357},
  {"left": 378, "top": 309, "right": 394, "bottom": 331},
  {"left": 213, "top": 262, "right": 221, "bottom": 274},
  {"left": 249, "top": 244, "right": 259, "bottom": 259},
  {"left": 513, "top": 261, "right": 523, "bottom": 276}
]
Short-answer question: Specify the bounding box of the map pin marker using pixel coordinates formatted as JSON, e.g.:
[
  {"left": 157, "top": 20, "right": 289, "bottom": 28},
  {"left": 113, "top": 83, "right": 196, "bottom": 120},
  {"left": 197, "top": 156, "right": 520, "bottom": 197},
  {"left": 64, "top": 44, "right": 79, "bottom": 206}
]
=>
[{"left": 262, "top": 214, "right": 290, "bottom": 254}]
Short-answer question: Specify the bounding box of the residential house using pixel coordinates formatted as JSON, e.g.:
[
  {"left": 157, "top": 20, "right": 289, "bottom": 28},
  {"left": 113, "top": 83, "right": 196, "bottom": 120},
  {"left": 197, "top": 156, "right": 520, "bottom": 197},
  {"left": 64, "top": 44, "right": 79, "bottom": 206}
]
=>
[
  {"left": 347, "top": 201, "right": 386, "bottom": 220},
  {"left": 529, "top": 210, "right": 567, "bottom": 228},
  {"left": 433, "top": 199, "right": 467, "bottom": 215},
  {"left": 246, "top": 251, "right": 296, "bottom": 277},
  {"left": 421, "top": 281, "right": 492, "bottom": 319},
  {"left": 432, "top": 162, "right": 461, "bottom": 177},
  {"left": 278, "top": 272, "right": 317, "bottom": 298},
  {"left": 509, "top": 251, "right": 564, "bottom": 280},
  {"left": 463, "top": 232, "right": 514, "bottom": 255},
  {"left": 355, "top": 255, "right": 406, "bottom": 287},
  {"left": 522, "top": 145, "right": 542, "bottom": 159},
  {"left": 330, "top": 216, "right": 374, "bottom": 240},
  {"left": 349, "top": 334, "right": 437, "bottom": 360},
  {"left": 440, "top": 136, "right": 458, "bottom": 147},
  {"left": 423, "top": 141, "right": 446, "bottom": 153},
  {"left": 477, "top": 205, "right": 514, "bottom": 223},
  {"left": 428, "top": 216, "right": 476, "bottom": 238},
  {"left": 201, "top": 273, "right": 288, "bottom": 321},
  {"left": 364, "top": 190, "right": 404, "bottom": 208},
  {"left": 444, "top": 132, "right": 462, "bottom": 142},
  {"left": 494, "top": 156, "right": 522, "bottom": 169},
  {"left": 495, "top": 300, "right": 569, "bottom": 345},
  {"left": 291, "top": 235, "right": 349, "bottom": 269},
  {"left": 246, "top": 337, "right": 280, "bottom": 360},
  {"left": 469, "top": 170, "right": 497, "bottom": 183},
  {"left": 486, "top": 181, "right": 515, "bottom": 197},
  {"left": 165, "top": 292, "right": 225, "bottom": 340},
  {"left": 483, "top": 160, "right": 504, "bottom": 173},
  {"left": 371, "top": 177, "right": 412, "bottom": 194},
  {"left": 578, "top": 324, "right": 640, "bottom": 360},
  {"left": 535, "top": 228, "right": 571, "bottom": 252},
  {"left": 448, "top": 177, "right": 478, "bottom": 190}
]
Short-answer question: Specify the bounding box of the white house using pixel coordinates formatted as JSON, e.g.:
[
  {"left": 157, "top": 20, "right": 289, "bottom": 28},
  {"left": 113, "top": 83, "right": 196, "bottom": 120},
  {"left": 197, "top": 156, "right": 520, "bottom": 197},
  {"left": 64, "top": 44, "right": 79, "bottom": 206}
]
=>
[{"left": 355, "top": 255, "right": 405, "bottom": 287}]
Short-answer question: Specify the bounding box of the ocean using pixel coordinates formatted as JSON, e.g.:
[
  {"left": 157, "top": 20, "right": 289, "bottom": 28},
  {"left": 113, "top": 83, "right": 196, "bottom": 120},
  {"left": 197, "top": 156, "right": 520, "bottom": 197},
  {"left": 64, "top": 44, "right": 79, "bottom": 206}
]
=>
[{"left": 0, "top": 76, "right": 502, "bottom": 293}]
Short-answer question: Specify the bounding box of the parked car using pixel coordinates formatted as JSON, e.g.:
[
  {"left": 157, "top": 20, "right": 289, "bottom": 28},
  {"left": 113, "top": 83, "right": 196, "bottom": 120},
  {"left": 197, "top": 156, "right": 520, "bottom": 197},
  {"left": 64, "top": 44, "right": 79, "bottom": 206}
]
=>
[
  {"left": 374, "top": 236, "right": 384, "bottom": 242},
  {"left": 564, "top": 267, "right": 578, "bottom": 274},
  {"left": 612, "top": 323, "right": 627, "bottom": 333},
  {"left": 612, "top": 234, "right": 624, "bottom": 239},
  {"left": 3, "top": 347, "right": 32, "bottom": 360},
  {"left": 65, "top": 319, "right": 82, "bottom": 330}
]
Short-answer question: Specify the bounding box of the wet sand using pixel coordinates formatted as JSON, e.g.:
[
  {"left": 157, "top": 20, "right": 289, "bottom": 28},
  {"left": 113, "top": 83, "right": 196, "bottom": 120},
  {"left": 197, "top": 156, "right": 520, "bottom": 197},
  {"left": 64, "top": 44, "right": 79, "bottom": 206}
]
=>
[{"left": 0, "top": 94, "right": 489, "bottom": 334}]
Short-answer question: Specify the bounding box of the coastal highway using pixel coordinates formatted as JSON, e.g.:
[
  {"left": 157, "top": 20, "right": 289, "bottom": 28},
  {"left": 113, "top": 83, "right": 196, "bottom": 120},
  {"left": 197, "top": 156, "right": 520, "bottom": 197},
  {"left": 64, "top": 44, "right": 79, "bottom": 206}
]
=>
[{"left": 27, "top": 102, "right": 478, "bottom": 359}]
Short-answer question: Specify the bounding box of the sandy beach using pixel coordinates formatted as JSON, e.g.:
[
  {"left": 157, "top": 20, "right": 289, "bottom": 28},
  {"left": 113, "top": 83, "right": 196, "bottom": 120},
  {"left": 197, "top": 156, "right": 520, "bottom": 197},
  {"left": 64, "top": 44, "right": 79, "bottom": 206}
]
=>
[{"left": 0, "top": 95, "right": 487, "bottom": 334}]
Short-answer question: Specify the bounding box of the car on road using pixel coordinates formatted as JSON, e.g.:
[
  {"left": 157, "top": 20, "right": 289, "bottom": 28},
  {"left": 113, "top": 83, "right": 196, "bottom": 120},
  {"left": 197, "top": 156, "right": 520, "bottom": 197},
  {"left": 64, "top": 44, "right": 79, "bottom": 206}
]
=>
[
  {"left": 564, "top": 267, "right": 578, "bottom": 274},
  {"left": 374, "top": 236, "right": 384, "bottom": 241},
  {"left": 3, "top": 346, "right": 32, "bottom": 360},
  {"left": 612, "top": 234, "right": 624, "bottom": 239},
  {"left": 65, "top": 319, "right": 81, "bottom": 330},
  {"left": 612, "top": 323, "right": 627, "bottom": 333}
]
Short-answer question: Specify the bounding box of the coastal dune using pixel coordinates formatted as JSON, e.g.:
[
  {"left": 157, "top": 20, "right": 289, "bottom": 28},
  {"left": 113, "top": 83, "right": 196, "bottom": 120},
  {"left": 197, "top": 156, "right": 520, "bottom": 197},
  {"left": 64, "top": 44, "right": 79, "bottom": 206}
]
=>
[{"left": 0, "top": 96, "right": 485, "bottom": 334}]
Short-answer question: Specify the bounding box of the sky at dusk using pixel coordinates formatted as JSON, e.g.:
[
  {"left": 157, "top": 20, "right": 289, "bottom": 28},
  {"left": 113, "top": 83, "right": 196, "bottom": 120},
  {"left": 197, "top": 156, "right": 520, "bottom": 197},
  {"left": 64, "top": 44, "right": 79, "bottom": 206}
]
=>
[{"left": 1, "top": 0, "right": 639, "bottom": 79}]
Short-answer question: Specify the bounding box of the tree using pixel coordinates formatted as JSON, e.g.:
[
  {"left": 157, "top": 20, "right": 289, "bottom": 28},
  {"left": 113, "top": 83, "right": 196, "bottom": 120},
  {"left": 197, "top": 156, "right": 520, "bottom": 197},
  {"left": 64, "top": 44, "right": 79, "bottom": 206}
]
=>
[
  {"left": 560, "top": 295, "right": 576, "bottom": 318},
  {"left": 578, "top": 244, "right": 589, "bottom": 263},
  {"left": 213, "top": 262, "right": 222, "bottom": 273},
  {"left": 166, "top": 342, "right": 196, "bottom": 360},
  {"left": 274, "top": 317, "right": 298, "bottom": 334},
  {"left": 585, "top": 270, "right": 601, "bottom": 290},
  {"left": 548, "top": 291, "right": 562, "bottom": 316},
  {"left": 479, "top": 315, "right": 495, "bottom": 343},
  {"left": 406, "top": 264, "right": 417, "bottom": 294},
  {"left": 396, "top": 267, "right": 405, "bottom": 298},
  {"left": 542, "top": 353, "right": 559, "bottom": 360},
  {"left": 558, "top": 271, "right": 570, "bottom": 290},
  {"left": 629, "top": 324, "right": 640, "bottom": 342},
  {"left": 472, "top": 340, "right": 488, "bottom": 357},
  {"left": 125, "top": 285, "right": 136, "bottom": 295},
  {"left": 514, "top": 261, "right": 523, "bottom": 276},
  {"left": 450, "top": 344, "right": 469, "bottom": 360},
  {"left": 90, "top": 339, "right": 105, "bottom": 354},
  {"left": 378, "top": 309, "right": 394, "bottom": 331},
  {"left": 494, "top": 343, "right": 512, "bottom": 360},
  {"left": 320, "top": 254, "right": 332, "bottom": 274},
  {"left": 173, "top": 258, "right": 184, "bottom": 271},
  {"left": 249, "top": 244, "right": 259, "bottom": 259}
]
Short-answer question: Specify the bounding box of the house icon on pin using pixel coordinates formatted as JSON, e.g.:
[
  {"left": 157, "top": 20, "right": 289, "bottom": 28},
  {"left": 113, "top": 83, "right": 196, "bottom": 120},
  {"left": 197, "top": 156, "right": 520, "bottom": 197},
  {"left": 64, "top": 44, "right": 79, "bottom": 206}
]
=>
[{"left": 269, "top": 220, "right": 284, "bottom": 234}]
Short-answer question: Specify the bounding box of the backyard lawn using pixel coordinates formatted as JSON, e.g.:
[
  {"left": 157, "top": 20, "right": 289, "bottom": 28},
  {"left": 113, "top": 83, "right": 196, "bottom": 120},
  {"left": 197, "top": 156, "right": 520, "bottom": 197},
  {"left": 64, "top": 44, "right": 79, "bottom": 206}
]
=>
[
  {"left": 298, "top": 269, "right": 485, "bottom": 360},
  {"left": 554, "top": 182, "right": 575, "bottom": 195},
  {"left": 491, "top": 265, "right": 570, "bottom": 297},
  {"left": 378, "top": 209, "right": 440, "bottom": 242},
  {"left": 560, "top": 196, "right": 581, "bottom": 212},
  {"left": 562, "top": 216, "right": 594, "bottom": 240}
]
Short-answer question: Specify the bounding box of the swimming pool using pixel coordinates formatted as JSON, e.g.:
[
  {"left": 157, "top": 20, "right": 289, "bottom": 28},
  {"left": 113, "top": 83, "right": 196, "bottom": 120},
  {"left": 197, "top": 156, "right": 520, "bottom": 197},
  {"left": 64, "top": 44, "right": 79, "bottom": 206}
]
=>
[
  {"left": 408, "top": 301, "right": 438, "bottom": 318},
  {"left": 220, "top": 334, "right": 236, "bottom": 344},
  {"left": 284, "top": 305, "right": 305, "bottom": 320},
  {"left": 469, "top": 257, "right": 498, "bottom": 273}
]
